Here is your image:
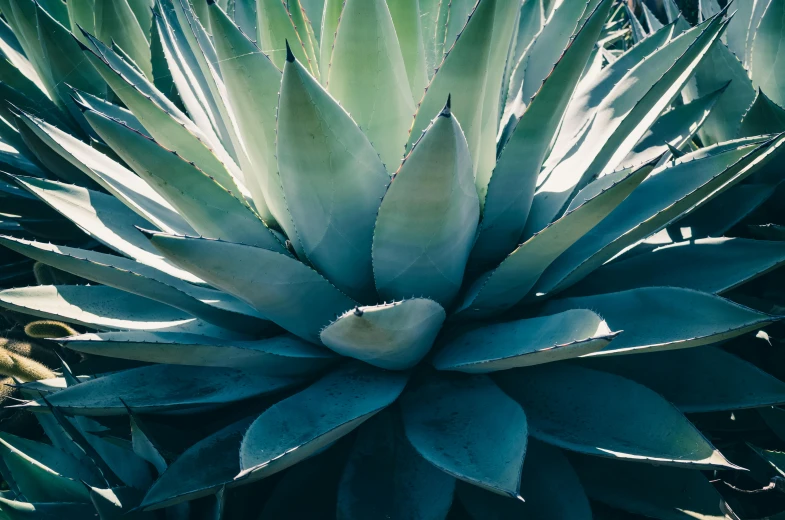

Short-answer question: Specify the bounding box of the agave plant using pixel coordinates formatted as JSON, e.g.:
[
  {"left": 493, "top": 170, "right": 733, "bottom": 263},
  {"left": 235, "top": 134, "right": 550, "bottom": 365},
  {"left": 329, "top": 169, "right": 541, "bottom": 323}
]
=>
[{"left": 0, "top": 0, "right": 784, "bottom": 517}]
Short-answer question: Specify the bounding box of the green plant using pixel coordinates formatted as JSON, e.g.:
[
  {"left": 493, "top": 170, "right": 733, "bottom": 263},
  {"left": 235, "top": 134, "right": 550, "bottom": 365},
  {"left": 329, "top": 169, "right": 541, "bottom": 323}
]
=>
[{"left": 0, "top": 0, "right": 783, "bottom": 518}]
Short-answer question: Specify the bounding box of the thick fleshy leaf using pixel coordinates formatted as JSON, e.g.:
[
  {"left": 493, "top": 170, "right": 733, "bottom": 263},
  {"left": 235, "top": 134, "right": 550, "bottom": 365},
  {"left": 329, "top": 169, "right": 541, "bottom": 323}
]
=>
[
  {"left": 87, "top": 484, "right": 148, "bottom": 519},
  {"left": 457, "top": 440, "right": 591, "bottom": 520},
  {"left": 675, "top": 183, "right": 775, "bottom": 238},
  {"left": 141, "top": 415, "right": 254, "bottom": 510},
  {"left": 0, "top": 285, "right": 239, "bottom": 338},
  {"left": 238, "top": 363, "right": 408, "bottom": 480},
  {"left": 570, "top": 455, "right": 730, "bottom": 520},
  {"left": 683, "top": 41, "right": 756, "bottom": 144},
  {"left": 542, "top": 287, "right": 778, "bottom": 356},
  {"left": 93, "top": 0, "right": 153, "bottom": 79},
  {"left": 460, "top": 161, "right": 652, "bottom": 317},
  {"left": 147, "top": 233, "right": 356, "bottom": 344},
  {"left": 207, "top": 3, "right": 292, "bottom": 236},
  {"left": 535, "top": 136, "right": 785, "bottom": 295},
  {"left": 0, "top": 432, "right": 103, "bottom": 502},
  {"left": 257, "top": 0, "right": 315, "bottom": 73},
  {"left": 581, "top": 346, "right": 785, "bottom": 413},
  {"left": 387, "top": 0, "right": 428, "bottom": 100},
  {"left": 17, "top": 113, "right": 193, "bottom": 236},
  {"left": 83, "top": 109, "right": 284, "bottom": 252},
  {"left": 62, "top": 331, "right": 334, "bottom": 376},
  {"left": 0, "top": 497, "right": 96, "bottom": 519},
  {"left": 620, "top": 84, "right": 725, "bottom": 169},
  {"left": 434, "top": 309, "right": 617, "bottom": 373},
  {"left": 526, "top": 14, "right": 728, "bottom": 235},
  {"left": 401, "top": 374, "right": 527, "bottom": 497},
  {"left": 319, "top": 0, "right": 342, "bottom": 69},
  {"left": 23, "top": 364, "right": 299, "bottom": 416},
  {"left": 278, "top": 52, "right": 389, "bottom": 301},
  {"left": 569, "top": 238, "right": 785, "bottom": 296},
  {"left": 750, "top": 0, "right": 785, "bottom": 107},
  {"left": 407, "top": 0, "right": 517, "bottom": 192},
  {"left": 80, "top": 31, "right": 244, "bottom": 199},
  {"left": 70, "top": 89, "right": 150, "bottom": 137},
  {"left": 373, "top": 103, "right": 479, "bottom": 307},
  {"left": 0, "top": 236, "right": 269, "bottom": 334},
  {"left": 495, "top": 364, "right": 735, "bottom": 469},
  {"left": 327, "top": 0, "right": 414, "bottom": 170},
  {"left": 320, "top": 299, "right": 444, "bottom": 370},
  {"left": 337, "top": 412, "right": 455, "bottom": 520},
  {"left": 469, "top": 0, "right": 613, "bottom": 273},
  {"left": 15, "top": 176, "right": 201, "bottom": 282},
  {"left": 738, "top": 88, "right": 785, "bottom": 137}
]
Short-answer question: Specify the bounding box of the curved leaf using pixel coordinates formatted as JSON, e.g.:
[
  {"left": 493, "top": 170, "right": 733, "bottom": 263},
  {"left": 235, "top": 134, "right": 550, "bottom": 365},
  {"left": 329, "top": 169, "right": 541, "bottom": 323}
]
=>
[
  {"left": 207, "top": 3, "right": 293, "bottom": 237},
  {"left": 581, "top": 346, "right": 785, "bottom": 413},
  {"left": 0, "top": 497, "right": 96, "bottom": 519},
  {"left": 147, "top": 233, "right": 356, "bottom": 344},
  {"left": 750, "top": 0, "right": 785, "bottom": 107},
  {"left": 542, "top": 287, "right": 778, "bottom": 356},
  {"left": 16, "top": 176, "right": 201, "bottom": 283},
  {"left": 570, "top": 454, "right": 730, "bottom": 520},
  {"left": 536, "top": 136, "right": 785, "bottom": 295},
  {"left": 675, "top": 183, "right": 775, "bottom": 238},
  {"left": 62, "top": 331, "right": 334, "bottom": 376},
  {"left": 0, "top": 432, "right": 103, "bottom": 502},
  {"left": 257, "top": 0, "right": 317, "bottom": 74},
  {"left": 495, "top": 363, "right": 736, "bottom": 469},
  {"left": 0, "top": 236, "right": 268, "bottom": 334},
  {"left": 278, "top": 51, "right": 389, "bottom": 301},
  {"left": 0, "top": 285, "right": 239, "bottom": 338},
  {"left": 738, "top": 88, "right": 785, "bottom": 137},
  {"left": 141, "top": 415, "right": 254, "bottom": 510},
  {"left": 320, "top": 299, "right": 444, "bottom": 370},
  {"left": 401, "top": 374, "right": 528, "bottom": 497},
  {"left": 17, "top": 112, "right": 193, "bottom": 236},
  {"left": 460, "top": 161, "right": 652, "bottom": 317},
  {"left": 457, "top": 440, "right": 591, "bottom": 520},
  {"left": 94, "top": 0, "right": 152, "bottom": 79},
  {"left": 387, "top": 0, "right": 428, "bottom": 100},
  {"left": 84, "top": 109, "right": 285, "bottom": 253},
  {"left": 337, "top": 412, "right": 455, "bottom": 520},
  {"left": 526, "top": 14, "right": 728, "bottom": 235},
  {"left": 327, "top": 0, "right": 415, "bottom": 170},
  {"left": 373, "top": 102, "right": 479, "bottom": 307},
  {"left": 434, "top": 309, "right": 617, "bottom": 373},
  {"left": 469, "top": 0, "right": 613, "bottom": 273},
  {"left": 620, "top": 84, "right": 726, "bottom": 169},
  {"left": 238, "top": 363, "right": 408, "bottom": 480},
  {"left": 24, "top": 364, "right": 299, "bottom": 415},
  {"left": 568, "top": 238, "right": 785, "bottom": 296}
]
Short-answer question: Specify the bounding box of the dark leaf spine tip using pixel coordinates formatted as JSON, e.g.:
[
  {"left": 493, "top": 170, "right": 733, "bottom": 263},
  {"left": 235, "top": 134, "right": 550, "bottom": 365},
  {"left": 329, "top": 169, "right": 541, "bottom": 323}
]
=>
[
  {"left": 353, "top": 307, "right": 364, "bottom": 317},
  {"left": 285, "top": 40, "right": 295, "bottom": 62},
  {"left": 440, "top": 94, "right": 452, "bottom": 118},
  {"left": 206, "top": 0, "right": 215, "bottom": 4}
]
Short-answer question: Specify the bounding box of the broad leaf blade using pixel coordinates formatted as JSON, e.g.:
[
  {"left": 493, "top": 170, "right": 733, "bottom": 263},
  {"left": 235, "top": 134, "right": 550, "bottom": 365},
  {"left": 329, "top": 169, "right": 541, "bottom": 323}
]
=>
[
  {"left": 320, "top": 299, "right": 445, "bottom": 370},
  {"left": 401, "top": 374, "right": 528, "bottom": 497},
  {"left": 495, "top": 363, "right": 736, "bottom": 469}
]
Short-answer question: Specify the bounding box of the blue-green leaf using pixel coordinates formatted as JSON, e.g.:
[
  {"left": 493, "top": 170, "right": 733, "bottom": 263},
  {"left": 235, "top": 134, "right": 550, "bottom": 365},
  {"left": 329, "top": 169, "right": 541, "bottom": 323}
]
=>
[
  {"left": 495, "top": 363, "right": 736, "bottom": 469},
  {"left": 401, "top": 374, "right": 527, "bottom": 497},
  {"left": 238, "top": 363, "right": 408, "bottom": 480}
]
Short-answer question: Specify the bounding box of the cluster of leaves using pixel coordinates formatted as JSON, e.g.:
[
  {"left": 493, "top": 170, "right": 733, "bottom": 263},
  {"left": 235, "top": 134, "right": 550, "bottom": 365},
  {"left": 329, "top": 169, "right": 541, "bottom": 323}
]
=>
[{"left": 0, "top": 0, "right": 781, "bottom": 519}]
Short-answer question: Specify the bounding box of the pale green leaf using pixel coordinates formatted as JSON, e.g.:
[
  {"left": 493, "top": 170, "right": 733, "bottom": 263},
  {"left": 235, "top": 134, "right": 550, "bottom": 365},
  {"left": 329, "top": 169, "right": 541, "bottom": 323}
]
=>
[
  {"left": 373, "top": 103, "right": 479, "bottom": 307},
  {"left": 387, "top": 0, "right": 428, "bottom": 101},
  {"left": 147, "top": 233, "right": 356, "bottom": 344},
  {"left": 750, "top": 0, "right": 785, "bottom": 107},
  {"left": 62, "top": 331, "right": 334, "bottom": 376},
  {"left": 278, "top": 52, "right": 389, "bottom": 301},
  {"left": 320, "top": 299, "right": 445, "bottom": 370},
  {"left": 94, "top": 0, "right": 153, "bottom": 79},
  {"left": 738, "top": 88, "right": 785, "bottom": 137},
  {"left": 327, "top": 0, "right": 414, "bottom": 170}
]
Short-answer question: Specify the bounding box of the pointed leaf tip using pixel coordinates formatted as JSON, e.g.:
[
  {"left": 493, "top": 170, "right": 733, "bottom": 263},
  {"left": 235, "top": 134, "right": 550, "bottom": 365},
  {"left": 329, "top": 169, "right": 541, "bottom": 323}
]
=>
[
  {"left": 285, "top": 40, "right": 295, "bottom": 63},
  {"left": 440, "top": 95, "right": 452, "bottom": 118}
]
